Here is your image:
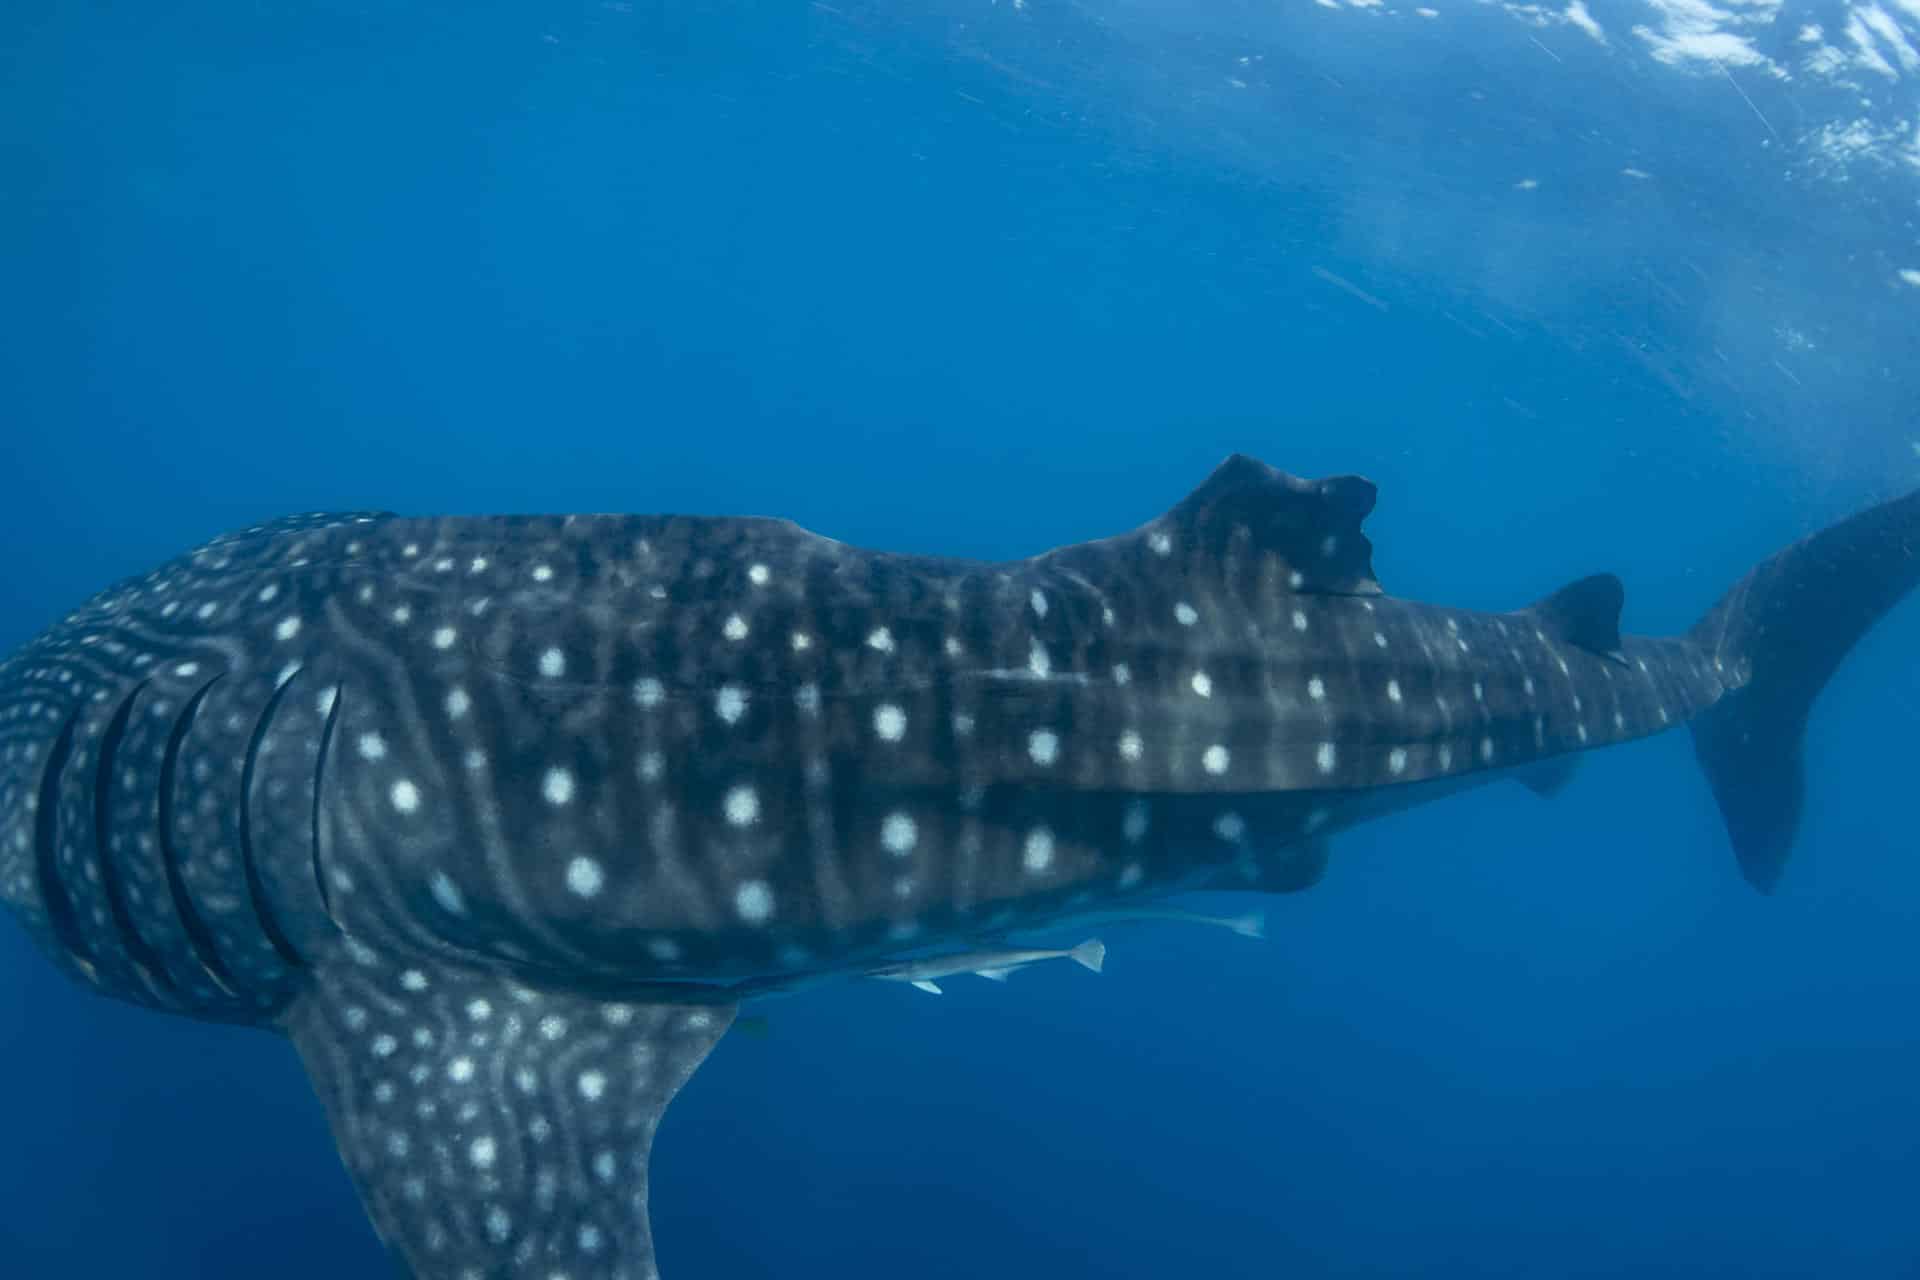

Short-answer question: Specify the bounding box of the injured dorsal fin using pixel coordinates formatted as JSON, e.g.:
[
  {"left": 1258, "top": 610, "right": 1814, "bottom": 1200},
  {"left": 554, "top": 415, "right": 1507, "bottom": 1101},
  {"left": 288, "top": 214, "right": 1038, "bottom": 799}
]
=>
[
  {"left": 1135, "top": 454, "right": 1383, "bottom": 596},
  {"left": 1525, "top": 572, "right": 1626, "bottom": 659},
  {"left": 283, "top": 943, "right": 734, "bottom": 1280}
]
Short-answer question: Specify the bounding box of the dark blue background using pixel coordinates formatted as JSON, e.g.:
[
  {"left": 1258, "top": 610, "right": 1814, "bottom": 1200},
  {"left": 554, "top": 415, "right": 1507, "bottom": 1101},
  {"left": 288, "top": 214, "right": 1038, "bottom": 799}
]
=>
[{"left": 4, "top": 2, "right": 1918, "bottom": 1276}]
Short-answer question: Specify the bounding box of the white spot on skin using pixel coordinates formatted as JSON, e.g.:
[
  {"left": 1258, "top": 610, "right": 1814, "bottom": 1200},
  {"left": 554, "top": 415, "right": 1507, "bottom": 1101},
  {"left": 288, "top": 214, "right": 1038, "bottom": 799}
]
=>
[
  {"left": 1174, "top": 602, "right": 1199, "bottom": 626},
  {"left": 450, "top": 1057, "right": 476, "bottom": 1082},
  {"left": 1213, "top": 812, "right": 1246, "bottom": 841},
  {"left": 539, "top": 647, "right": 566, "bottom": 678},
  {"left": 357, "top": 732, "right": 388, "bottom": 761},
  {"left": 1291, "top": 609, "right": 1308, "bottom": 632},
  {"left": 1387, "top": 680, "right": 1402, "bottom": 703},
  {"left": 400, "top": 969, "right": 428, "bottom": 991},
  {"left": 748, "top": 563, "right": 770, "bottom": 586},
  {"left": 1028, "top": 730, "right": 1060, "bottom": 766},
  {"left": 867, "top": 627, "right": 895, "bottom": 654},
  {"left": 578, "top": 1070, "right": 607, "bottom": 1101},
  {"left": 1481, "top": 737, "right": 1496, "bottom": 762},
  {"left": 1203, "top": 744, "right": 1230, "bottom": 774},
  {"left": 257, "top": 584, "right": 279, "bottom": 604},
  {"left": 1022, "top": 827, "right": 1056, "bottom": 873},
  {"left": 1030, "top": 590, "right": 1049, "bottom": 618},
  {"left": 715, "top": 685, "right": 748, "bottom": 724},
  {"left": 723, "top": 614, "right": 749, "bottom": 641},
  {"left": 1148, "top": 531, "right": 1173, "bottom": 556},
  {"left": 390, "top": 780, "right": 420, "bottom": 814},
  {"left": 634, "top": 677, "right": 665, "bottom": 708},
  {"left": 1373, "top": 632, "right": 1388, "bottom": 649},
  {"left": 543, "top": 768, "right": 575, "bottom": 806},
  {"left": 532, "top": 564, "right": 554, "bottom": 582},
  {"left": 724, "top": 784, "right": 760, "bottom": 826},
  {"left": 873, "top": 704, "right": 907, "bottom": 742},
  {"left": 1316, "top": 743, "right": 1336, "bottom": 774},
  {"left": 445, "top": 687, "right": 471, "bottom": 719},
  {"left": 735, "top": 880, "right": 775, "bottom": 923},
  {"left": 1388, "top": 747, "right": 1408, "bottom": 775},
  {"left": 470, "top": 1136, "right": 497, "bottom": 1169},
  {"left": 881, "top": 812, "right": 917, "bottom": 856},
  {"left": 1191, "top": 671, "right": 1212, "bottom": 698},
  {"left": 566, "top": 857, "right": 605, "bottom": 898},
  {"left": 1118, "top": 730, "right": 1144, "bottom": 761},
  {"left": 1308, "top": 677, "right": 1326, "bottom": 702},
  {"left": 275, "top": 616, "right": 301, "bottom": 642},
  {"left": 791, "top": 631, "right": 812, "bottom": 652},
  {"left": 432, "top": 626, "right": 457, "bottom": 650},
  {"left": 431, "top": 872, "right": 467, "bottom": 916},
  {"left": 1028, "top": 643, "right": 1051, "bottom": 678}
]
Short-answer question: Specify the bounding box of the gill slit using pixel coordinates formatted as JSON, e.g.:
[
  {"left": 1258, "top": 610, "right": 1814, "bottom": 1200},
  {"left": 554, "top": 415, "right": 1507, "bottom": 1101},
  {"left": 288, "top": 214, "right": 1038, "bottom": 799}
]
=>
[
  {"left": 32, "top": 710, "right": 91, "bottom": 971},
  {"left": 157, "top": 676, "right": 242, "bottom": 998},
  {"left": 91, "top": 680, "right": 182, "bottom": 1004},
  {"left": 312, "top": 681, "right": 343, "bottom": 929},
  {"left": 239, "top": 669, "right": 308, "bottom": 970}
]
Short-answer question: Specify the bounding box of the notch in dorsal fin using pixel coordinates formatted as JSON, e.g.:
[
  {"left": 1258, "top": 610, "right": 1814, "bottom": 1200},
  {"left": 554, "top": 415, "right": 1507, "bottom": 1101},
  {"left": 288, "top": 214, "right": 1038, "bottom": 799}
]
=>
[
  {"left": 1155, "top": 454, "right": 1383, "bottom": 596},
  {"left": 284, "top": 943, "right": 733, "bottom": 1280},
  {"left": 1526, "top": 572, "right": 1626, "bottom": 660}
]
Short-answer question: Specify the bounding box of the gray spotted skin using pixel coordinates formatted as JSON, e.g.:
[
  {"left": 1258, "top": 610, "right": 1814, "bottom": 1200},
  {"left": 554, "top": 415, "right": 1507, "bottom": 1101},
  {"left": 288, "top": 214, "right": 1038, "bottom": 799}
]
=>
[{"left": 4, "top": 454, "right": 1916, "bottom": 1279}]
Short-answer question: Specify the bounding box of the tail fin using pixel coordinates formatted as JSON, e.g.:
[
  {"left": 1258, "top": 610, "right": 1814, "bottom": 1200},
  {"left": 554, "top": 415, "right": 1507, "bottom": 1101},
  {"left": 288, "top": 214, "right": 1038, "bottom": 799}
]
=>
[
  {"left": 1688, "top": 487, "right": 1920, "bottom": 891},
  {"left": 1069, "top": 939, "right": 1106, "bottom": 973}
]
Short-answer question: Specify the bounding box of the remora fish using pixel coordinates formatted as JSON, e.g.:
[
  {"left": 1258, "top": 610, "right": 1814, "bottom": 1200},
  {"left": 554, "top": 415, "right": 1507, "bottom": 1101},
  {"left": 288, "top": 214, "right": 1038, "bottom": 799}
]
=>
[
  {"left": 868, "top": 938, "right": 1107, "bottom": 992},
  {"left": 1048, "top": 905, "right": 1267, "bottom": 939},
  {"left": 2, "top": 454, "right": 1916, "bottom": 1278}
]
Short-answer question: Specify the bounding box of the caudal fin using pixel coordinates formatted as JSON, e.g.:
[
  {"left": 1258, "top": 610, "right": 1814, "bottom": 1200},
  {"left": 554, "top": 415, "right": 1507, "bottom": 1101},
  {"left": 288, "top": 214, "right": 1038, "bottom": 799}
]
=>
[
  {"left": 1069, "top": 939, "right": 1106, "bottom": 973},
  {"left": 1688, "top": 487, "right": 1920, "bottom": 891}
]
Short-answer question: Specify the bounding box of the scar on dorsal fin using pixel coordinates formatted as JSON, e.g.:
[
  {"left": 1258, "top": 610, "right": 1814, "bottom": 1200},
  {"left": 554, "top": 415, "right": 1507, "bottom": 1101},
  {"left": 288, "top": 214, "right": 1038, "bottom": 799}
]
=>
[
  {"left": 1524, "top": 572, "right": 1627, "bottom": 661},
  {"left": 1153, "top": 454, "right": 1383, "bottom": 596},
  {"left": 283, "top": 944, "right": 733, "bottom": 1280}
]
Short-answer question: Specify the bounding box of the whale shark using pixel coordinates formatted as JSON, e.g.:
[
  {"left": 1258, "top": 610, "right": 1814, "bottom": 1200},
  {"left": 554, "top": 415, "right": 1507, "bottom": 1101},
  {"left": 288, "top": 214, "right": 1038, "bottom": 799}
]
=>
[{"left": 3, "top": 453, "right": 1916, "bottom": 1278}]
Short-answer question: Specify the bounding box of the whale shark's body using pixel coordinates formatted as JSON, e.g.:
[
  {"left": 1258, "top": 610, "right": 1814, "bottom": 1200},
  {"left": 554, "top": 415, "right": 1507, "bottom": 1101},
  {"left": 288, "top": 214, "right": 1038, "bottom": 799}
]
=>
[{"left": 3, "top": 455, "right": 1915, "bottom": 1278}]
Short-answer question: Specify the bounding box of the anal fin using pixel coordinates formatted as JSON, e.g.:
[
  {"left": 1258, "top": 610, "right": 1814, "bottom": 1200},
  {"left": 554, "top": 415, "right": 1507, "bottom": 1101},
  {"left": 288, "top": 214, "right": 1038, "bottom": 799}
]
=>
[{"left": 282, "top": 942, "right": 733, "bottom": 1279}]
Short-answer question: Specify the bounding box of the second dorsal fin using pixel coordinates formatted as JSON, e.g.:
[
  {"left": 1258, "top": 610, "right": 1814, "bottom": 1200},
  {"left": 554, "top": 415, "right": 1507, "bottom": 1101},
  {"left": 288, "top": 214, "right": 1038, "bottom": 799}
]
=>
[{"left": 1526, "top": 572, "right": 1626, "bottom": 659}]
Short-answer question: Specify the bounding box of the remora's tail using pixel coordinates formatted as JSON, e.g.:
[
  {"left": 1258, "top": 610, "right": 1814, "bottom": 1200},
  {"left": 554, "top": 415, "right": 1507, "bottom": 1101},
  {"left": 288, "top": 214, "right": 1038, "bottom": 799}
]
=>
[
  {"left": 1688, "top": 487, "right": 1920, "bottom": 891},
  {"left": 1069, "top": 940, "right": 1107, "bottom": 973}
]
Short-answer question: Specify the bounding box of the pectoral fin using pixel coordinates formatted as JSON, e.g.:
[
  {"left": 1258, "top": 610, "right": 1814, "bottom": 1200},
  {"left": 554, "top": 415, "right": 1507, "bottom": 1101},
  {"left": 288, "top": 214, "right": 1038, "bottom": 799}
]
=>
[{"left": 282, "top": 942, "right": 733, "bottom": 1279}]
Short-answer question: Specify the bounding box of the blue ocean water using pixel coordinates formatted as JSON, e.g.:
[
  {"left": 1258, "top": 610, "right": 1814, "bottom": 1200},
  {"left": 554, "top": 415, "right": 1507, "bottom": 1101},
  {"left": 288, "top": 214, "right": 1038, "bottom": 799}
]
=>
[{"left": 3, "top": 1, "right": 1919, "bottom": 1276}]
